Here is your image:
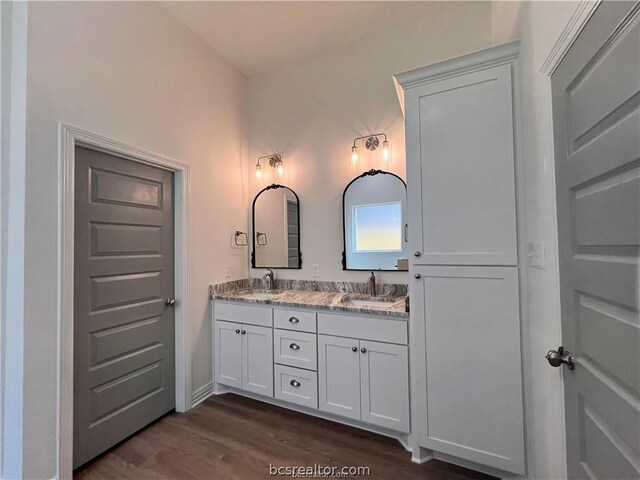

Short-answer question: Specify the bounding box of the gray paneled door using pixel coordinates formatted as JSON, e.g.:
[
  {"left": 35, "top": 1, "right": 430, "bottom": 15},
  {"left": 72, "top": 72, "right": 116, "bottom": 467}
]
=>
[
  {"left": 551, "top": 2, "right": 639, "bottom": 479},
  {"left": 73, "top": 146, "right": 175, "bottom": 468}
]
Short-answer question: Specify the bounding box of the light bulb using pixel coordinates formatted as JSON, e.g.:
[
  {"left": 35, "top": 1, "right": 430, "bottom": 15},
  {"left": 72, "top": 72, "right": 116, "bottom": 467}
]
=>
[
  {"left": 255, "top": 163, "right": 262, "bottom": 179},
  {"left": 276, "top": 161, "right": 284, "bottom": 177},
  {"left": 382, "top": 140, "right": 391, "bottom": 162},
  {"left": 351, "top": 145, "right": 359, "bottom": 164}
]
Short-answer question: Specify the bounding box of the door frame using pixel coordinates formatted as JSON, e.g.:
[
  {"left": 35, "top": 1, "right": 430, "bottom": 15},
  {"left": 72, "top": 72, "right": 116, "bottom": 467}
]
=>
[{"left": 56, "top": 123, "right": 192, "bottom": 478}]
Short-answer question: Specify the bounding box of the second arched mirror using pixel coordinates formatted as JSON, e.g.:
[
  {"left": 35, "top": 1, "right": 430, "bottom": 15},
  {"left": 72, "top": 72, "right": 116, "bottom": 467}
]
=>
[
  {"left": 342, "top": 170, "right": 408, "bottom": 271},
  {"left": 252, "top": 184, "right": 301, "bottom": 269}
]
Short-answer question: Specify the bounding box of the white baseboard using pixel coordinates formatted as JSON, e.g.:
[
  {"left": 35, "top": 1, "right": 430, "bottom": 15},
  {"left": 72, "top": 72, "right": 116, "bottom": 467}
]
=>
[{"left": 191, "top": 381, "right": 214, "bottom": 407}]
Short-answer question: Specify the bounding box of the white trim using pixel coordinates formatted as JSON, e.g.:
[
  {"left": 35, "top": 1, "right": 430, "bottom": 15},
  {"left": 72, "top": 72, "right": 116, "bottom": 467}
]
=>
[
  {"left": 191, "top": 381, "right": 214, "bottom": 408},
  {"left": 539, "top": 0, "right": 602, "bottom": 75},
  {"left": 394, "top": 40, "right": 520, "bottom": 89},
  {"left": 57, "top": 124, "right": 192, "bottom": 479},
  {"left": 0, "top": 2, "right": 28, "bottom": 478}
]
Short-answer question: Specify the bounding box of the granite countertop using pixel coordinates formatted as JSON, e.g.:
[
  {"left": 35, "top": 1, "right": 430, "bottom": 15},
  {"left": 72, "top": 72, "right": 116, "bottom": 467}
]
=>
[{"left": 211, "top": 288, "right": 408, "bottom": 318}]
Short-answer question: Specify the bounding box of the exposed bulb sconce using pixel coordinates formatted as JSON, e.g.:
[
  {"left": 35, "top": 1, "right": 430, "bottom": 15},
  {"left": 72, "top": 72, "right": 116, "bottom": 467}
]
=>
[
  {"left": 255, "top": 154, "right": 284, "bottom": 179},
  {"left": 350, "top": 133, "right": 391, "bottom": 166}
]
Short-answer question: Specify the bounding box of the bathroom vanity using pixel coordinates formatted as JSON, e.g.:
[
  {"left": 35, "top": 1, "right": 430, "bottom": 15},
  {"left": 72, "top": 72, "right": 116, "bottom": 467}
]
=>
[{"left": 210, "top": 286, "right": 411, "bottom": 440}]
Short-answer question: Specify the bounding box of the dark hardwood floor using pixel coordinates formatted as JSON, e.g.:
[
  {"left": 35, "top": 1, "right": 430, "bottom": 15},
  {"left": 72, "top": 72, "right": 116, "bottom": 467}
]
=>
[{"left": 75, "top": 393, "right": 495, "bottom": 480}]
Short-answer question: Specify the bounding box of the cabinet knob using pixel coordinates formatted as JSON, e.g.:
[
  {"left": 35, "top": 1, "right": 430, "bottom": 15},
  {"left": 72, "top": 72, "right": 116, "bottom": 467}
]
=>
[
  {"left": 289, "top": 317, "right": 299, "bottom": 324},
  {"left": 289, "top": 343, "right": 300, "bottom": 350},
  {"left": 414, "top": 251, "right": 421, "bottom": 257},
  {"left": 235, "top": 329, "right": 240, "bottom": 334},
  {"left": 414, "top": 274, "right": 422, "bottom": 279},
  {"left": 241, "top": 330, "right": 246, "bottom": 335},
  {"left": 361, "top": 348, "right": 367, "bottom": 354},
  {"left": 352, "top": 346, "right": 358, "bottom": 352},
  {"left": 165, "top": 298, "right": 176, "bottom": 307},
  {"left": 290, "top": 380, "right": 301, "bottom": 388}
]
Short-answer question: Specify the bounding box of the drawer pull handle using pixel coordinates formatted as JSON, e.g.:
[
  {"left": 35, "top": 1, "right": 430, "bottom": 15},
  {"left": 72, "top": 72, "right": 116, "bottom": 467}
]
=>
[
  {"left": 289, "top": 343, "right": 300, "bottom": 350},
  {"left": 289, "top": 317, "right": 299, "bottom": 324},
  {"left": 361, "top": 347, "right": 367, "bottom": 354},
  {"left": 290, "top": 380, "right": 301, "bottom": 387},
  {"left": 241, "top": 330, "right": 246, "bottom": 335},
  {"left": 352, "top": 346, "right": 358, "bottom": 352},
  {"left": 235, "top": 329, "right": 240, "bottom": 334}
]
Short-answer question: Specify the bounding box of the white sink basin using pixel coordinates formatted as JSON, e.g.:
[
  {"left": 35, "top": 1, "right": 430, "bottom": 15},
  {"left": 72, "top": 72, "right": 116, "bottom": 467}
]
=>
[
  {"left": 242, "top": 291, "right": 281, "bottom": 301},
  {"left": 342, "top": 297, "right": 396, "bottom": 308}
]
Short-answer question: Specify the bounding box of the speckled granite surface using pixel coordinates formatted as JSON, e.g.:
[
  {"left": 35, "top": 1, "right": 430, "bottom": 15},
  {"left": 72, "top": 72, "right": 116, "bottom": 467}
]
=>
[
  {"left": 210, "top": 279, "right": 408, "bottom": 318},
  {"left": 249, "top": 278, "right": 408, "bottom": 296}
]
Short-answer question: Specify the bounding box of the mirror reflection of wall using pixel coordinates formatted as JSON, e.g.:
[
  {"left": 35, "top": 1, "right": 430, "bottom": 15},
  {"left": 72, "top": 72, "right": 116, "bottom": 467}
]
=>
[
  {"left": 343, "top": 170, "right": 408, "bottom": 270},
  {"left": 252, "top": 184, "right": 301, "bottom": 269}
]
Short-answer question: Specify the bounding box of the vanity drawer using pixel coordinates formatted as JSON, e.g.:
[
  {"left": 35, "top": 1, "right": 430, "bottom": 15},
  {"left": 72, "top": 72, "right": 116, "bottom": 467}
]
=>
[
  {"left": 215, "top": 302, "right": 272, "bottom": 327},
  {"left": 274, "top": 364, "right": 318, "bottom": 409},
  {"left": 274, "top": 308, "right": 317, "bottom": 333},
  {"left": 317, "top": 312, "right": 408, "bottom": 345},
  {"left": 274, "top": 329, "right": 317, "bottom": 370}
]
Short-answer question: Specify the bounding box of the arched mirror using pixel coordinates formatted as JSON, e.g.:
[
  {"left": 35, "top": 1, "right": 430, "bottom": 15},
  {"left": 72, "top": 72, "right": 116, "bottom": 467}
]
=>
[
  {"left": 342, "top": 169, "right": 408, "bottom": 271},
  {"left": 252, "top": 184, "right": 301, "bottom": 269}
]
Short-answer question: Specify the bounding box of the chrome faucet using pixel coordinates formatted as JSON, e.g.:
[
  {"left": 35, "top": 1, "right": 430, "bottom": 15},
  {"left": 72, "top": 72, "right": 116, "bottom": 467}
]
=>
[
  {"left": 367, "top": 271, "right": 377, "bottom": 297},
  {"left": 263, "top": 269, "right": 275, "bottom": 290}
]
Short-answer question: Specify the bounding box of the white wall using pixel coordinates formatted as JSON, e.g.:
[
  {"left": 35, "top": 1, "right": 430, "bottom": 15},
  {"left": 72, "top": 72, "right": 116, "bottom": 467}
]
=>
[
  {"left": 491, "top": 2, "right": 586, "bottom": 479},
  {"left": 247, "top": 1, "right": 494, "bottom": 285},
  {"left": 24, "top": 2, "right": 247, "bottom": 477}
]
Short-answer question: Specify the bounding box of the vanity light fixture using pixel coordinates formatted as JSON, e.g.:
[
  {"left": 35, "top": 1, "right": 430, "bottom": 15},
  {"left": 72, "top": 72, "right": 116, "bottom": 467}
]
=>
[
  {"left": 350, "top": 133, "right": 391, "bottom": 166},
  {"left": 255, "top": 154, "right": 284, "bottom": 179}
]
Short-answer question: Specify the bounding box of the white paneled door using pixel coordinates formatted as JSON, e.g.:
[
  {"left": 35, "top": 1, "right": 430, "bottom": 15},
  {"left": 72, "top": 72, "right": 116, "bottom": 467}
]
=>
[{"left": 551, "top": 3, "right": 640, "bottom": 479}]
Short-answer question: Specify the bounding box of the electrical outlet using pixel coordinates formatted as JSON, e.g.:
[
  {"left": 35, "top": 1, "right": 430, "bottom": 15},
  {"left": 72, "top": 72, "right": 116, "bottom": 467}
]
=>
[
  {"left": 313, "top": 264, "right": 320, "bottom": 277},
  {"left": 225, "top": 265, "right": 232, "bottom": 278}
]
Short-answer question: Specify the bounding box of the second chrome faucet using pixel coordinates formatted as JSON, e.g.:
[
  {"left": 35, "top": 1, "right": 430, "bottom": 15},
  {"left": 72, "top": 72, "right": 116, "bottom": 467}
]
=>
[{"left": 263, "top": 269, "right": 275, "bottom": 290}]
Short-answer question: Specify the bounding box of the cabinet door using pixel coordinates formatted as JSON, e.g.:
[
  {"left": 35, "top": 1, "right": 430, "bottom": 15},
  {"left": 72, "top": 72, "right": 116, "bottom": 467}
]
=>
[
  {"left": 359, "top": 341, "right": 410, "bottom": 432},
  {"left": 242, "top": 324, "right": 273, "bottom": 397},
  {"left": 416, "top": 265, "right": 524, "bottom": 474},
  {"left": 318, "top": 335, "right": 361, "bottom": 420},
  {"left": 406, "top": 64, "right": 517, "bottom": 266},
  {"left": 214, "top": 320, "right": 242, "bottom": 388}
]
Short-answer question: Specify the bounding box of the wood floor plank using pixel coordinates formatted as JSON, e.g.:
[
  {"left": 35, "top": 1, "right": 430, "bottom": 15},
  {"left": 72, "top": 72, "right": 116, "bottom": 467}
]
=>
[{"left": 75, "top": 393, "right": 496, "bottom": 480}]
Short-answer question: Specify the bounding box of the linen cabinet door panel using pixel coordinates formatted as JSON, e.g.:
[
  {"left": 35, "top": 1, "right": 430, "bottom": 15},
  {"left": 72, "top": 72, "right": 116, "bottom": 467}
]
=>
[
  {"left": 215, "top": 321, "right": 242, "bottom": 388},
  {"left": 412, "top": 64, "right": 517, "bottom": 265},
  {"left": 318, "top": 335, "right": 361, "bottom": 420},
  {"left": 242, "top": 324, "right": 273, "bottom": 397},
  {"left": 419, "top": 266, "right": 524, "bottom": 474},
  {"left": 360, "top": 341, "right": 410, "bottom": 432}
]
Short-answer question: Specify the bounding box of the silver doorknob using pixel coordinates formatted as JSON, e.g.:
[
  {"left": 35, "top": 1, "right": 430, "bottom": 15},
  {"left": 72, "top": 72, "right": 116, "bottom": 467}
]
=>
[
  {"left": 165, "top": 298, "right": 176, "bottom": 307},
  {"left": 545, "top": 346, "right": 574, "bottom": 370},
  {"left": 414, "top": 274, "right": 422, "bottom": 279},
  {"left": 414, "top": 251, "right": 421, "bottom": 257}
]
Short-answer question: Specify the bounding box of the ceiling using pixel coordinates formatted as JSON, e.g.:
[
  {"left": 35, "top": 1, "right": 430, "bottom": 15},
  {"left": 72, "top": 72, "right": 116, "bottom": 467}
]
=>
[{"left": 162, "top": 1, "right": 439, "bottom": 78}]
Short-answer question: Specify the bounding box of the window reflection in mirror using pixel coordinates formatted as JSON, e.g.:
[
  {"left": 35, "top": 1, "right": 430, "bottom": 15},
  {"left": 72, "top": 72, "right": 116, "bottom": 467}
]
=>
[
  {"left": 343, "top": 170, "right": 408, "bottom": 270},
  {"left": 252, "top": 184, "right": 301, "bottom": 269}
]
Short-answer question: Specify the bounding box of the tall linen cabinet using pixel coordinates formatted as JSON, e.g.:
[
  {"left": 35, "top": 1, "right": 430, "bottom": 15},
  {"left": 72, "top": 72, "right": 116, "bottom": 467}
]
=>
[{"left": 396, "top": 41, "right": 526, "bottom": 475}]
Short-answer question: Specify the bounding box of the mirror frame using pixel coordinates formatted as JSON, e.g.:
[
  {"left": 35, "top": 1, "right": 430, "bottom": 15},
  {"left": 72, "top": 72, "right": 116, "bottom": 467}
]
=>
[
  {"left": 341, "top": 169, "right": 407, "bottom": 271},
  {"left": 251, "top": 183, "right": 302, "bottom": 269}
]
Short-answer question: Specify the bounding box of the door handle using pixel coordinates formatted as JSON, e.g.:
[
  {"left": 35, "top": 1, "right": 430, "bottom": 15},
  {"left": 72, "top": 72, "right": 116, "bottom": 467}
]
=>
[
  {"left": 545, "top": 346, "right": 575, "bottom": 370},
  {"left": 165, "top": 298, "right": 176, "bottom": 307}
]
